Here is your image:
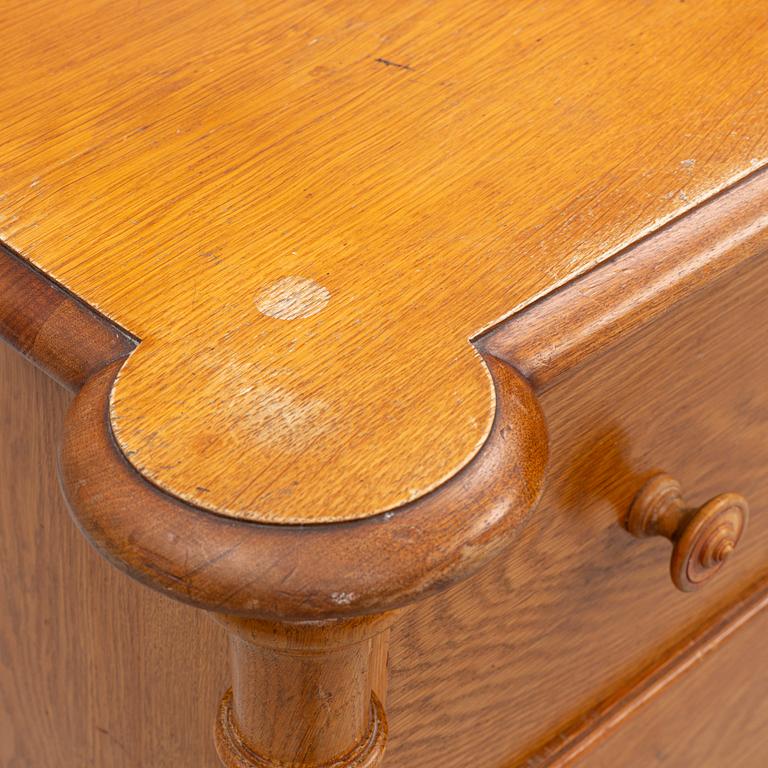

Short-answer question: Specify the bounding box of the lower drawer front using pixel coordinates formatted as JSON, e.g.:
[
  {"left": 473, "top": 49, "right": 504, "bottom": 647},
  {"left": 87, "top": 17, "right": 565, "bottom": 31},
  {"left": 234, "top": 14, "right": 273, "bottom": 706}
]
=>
[
  {"left": 385, "top": 256, "right": 768, "bottom": 767},
  {"left": 580, "top": 588, "right": 768, "bottom": 767}
]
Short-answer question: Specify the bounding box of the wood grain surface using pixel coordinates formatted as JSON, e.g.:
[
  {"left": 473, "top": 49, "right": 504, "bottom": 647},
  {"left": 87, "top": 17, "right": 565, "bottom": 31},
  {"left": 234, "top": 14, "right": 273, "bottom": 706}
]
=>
[
  {"left": 0, "top": 341, "right": 227, "bottom": 767},
  {"left": 214, "top": 615, "right": 392, "bottom": 767},
  {"left": 0, "top": 339, "right": 395, "bottom": 767},
  {"left": 483, "top": 167, "right": 768, "bottom": 391},
  {"left": 0, "top": 243, "right": 134, "bottom": 391},
  {"left": 2, "top": 0, "right": 767, "bottom": 523},
  {"left": 574, "top": 587, "right": 768, "bottom": 768},
  {"left": 382, "top": 255, "right": 768, "bottom": 767},
  {"left": 58, "top": 354, "right": 547, "bottom": 620},
  {"left": 2, "top": 227, "right": 766, "bottom": 766}
]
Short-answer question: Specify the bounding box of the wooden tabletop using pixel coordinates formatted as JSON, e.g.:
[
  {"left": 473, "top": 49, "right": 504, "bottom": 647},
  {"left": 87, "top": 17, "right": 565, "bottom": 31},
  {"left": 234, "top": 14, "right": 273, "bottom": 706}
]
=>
[{"left": 2, "top": 1, "right": 766, "bottom": 524}]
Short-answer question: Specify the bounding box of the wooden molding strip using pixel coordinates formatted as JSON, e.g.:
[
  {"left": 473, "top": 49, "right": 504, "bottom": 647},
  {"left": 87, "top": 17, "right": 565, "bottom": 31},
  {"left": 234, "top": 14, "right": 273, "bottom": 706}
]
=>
[
  {"left": 58, "top": 354, "right": 547, "bottom": 620},
  {"left": 0, "top": 224, "right": 549, "bottom": 622},
  {"left": 480, "top": 166, "right": 768, "bottom": 390},
  {"left": 0, "top": 243, "right": 134, "bottom": 391},
  {"left": 524, "top": 576, "right": 768, "bottom": 766}
]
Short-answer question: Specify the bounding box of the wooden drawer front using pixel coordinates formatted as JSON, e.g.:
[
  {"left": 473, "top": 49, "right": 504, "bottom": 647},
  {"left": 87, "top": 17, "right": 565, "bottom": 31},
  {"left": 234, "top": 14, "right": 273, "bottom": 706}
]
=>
[
  {"left": 383, "top": 256, "right": 768, "bottom": 768},
  {"left": 579, "top": 588, "right": 768, "bottom": 767}
]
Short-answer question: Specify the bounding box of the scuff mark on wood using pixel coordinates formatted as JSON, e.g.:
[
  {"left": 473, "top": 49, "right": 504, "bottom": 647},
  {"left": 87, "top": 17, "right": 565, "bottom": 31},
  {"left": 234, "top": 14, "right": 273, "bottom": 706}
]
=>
[{"left": 375, "top": 57, "right": 414, "bottom": 72}]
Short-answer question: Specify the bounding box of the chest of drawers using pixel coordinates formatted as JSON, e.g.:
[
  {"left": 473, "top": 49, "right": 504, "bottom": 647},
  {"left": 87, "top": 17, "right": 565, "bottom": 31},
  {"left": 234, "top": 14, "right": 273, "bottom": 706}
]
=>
[{"left": 1, "top": 2, "right": 767, "bottom": 766}]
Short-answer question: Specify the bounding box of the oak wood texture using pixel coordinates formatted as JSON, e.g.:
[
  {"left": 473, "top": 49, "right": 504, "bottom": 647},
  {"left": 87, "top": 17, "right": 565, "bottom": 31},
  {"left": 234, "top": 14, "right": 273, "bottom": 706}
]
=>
[
  {"left": 2, "top": 211, "right": 766, "bottom": 765},
  {"left": 214, "top": 615, "right": 392, "bottom": 767},
  {"left": 59, "top": 354, "right": 546, "bottom": 621},
  {"left": 5, "top": 252, "right": 766, "bottom": 768},
  {"left": 0, "top": 342, "right": 227, "bottom": 767},
  {"left": 482, "top": 166, "right": 768, "bottom": 390},
  {"left": 0, "top": 243, "right": 134, "bottom": 391},
  {"left": 573, "top": 584, "right": 768, "bottom": 768},
  {"left": 381, "top": 256, "right": 768, "bottom": 767},
  {"left": 0, "top": 341, "right": 393, "bottom": 768},
  {"left": 3, "top": 159, "right": 768, "bottom": 767},
  {"left": 0, "top": 240, "right": 544, "bottom": 628},
  {"left": 1, "top": 84, "right": 546, "bottom": 765},
  {"left": 2, "top": 0, "right": 768, "bottom": 523},
  {"left": 3, "top": 4, "right": 768, "bottom": 765}
]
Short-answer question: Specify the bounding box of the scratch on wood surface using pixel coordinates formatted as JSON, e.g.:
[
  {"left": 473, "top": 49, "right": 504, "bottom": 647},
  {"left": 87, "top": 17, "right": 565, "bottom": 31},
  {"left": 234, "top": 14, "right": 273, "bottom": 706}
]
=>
[{"left": 374, "top": 57, "right": 414, "bottom": 71}]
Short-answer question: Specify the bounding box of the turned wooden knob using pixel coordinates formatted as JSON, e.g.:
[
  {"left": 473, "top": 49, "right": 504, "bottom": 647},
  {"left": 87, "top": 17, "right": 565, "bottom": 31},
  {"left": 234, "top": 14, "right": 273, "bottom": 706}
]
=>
[{"left": 626, "top": 473, "right": 748, "bottom": 592}]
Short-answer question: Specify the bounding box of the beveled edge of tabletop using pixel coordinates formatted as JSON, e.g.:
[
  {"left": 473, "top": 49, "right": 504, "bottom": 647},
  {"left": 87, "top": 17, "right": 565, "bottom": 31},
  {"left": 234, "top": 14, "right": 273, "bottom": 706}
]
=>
[
  {"left": 0, "top": 238, "right": 550, "bottom": 620},
  {"left": 1, "top": 164, "right": 767, "bottom": 619}
]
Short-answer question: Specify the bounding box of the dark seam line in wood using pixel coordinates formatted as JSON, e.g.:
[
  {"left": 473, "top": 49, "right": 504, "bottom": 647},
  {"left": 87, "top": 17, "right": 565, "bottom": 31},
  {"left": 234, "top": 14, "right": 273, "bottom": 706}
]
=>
[
  {"left": 96, "top": 350, "right": 528, "bottom": 529},
  {"left": 525, "top": 573, "right": 768, "bottom": 766},
  {"left": 0, "top": 240, "right": 139, "bottom": 345},
  {"left": 0, "top": 240, "right": 136, "bottom": 391}
]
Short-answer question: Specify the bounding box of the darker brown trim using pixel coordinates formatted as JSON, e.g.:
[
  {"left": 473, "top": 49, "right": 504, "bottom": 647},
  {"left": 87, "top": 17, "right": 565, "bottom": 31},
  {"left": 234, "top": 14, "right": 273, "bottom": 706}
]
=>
[
  {"left": 0, "top": 242, "right": 135, "bottom": 391},
  {"left": 481, "top": 165, "right": 768, "bottom": 390},
  {"left": 58, "top": 354, "right": 547, "bottom": 620},
  {"left": 0, "top": 234, "right": 549, "bottom": 622}
]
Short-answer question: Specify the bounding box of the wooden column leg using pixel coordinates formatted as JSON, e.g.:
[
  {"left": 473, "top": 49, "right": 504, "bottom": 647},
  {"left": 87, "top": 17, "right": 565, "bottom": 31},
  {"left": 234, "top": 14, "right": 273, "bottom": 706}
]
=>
[
  {"left": 58, "top": 353, "right": 548, "bottom": 768},
  {"left": 213, "top": 614, "right": 393, "bottom": 768}
]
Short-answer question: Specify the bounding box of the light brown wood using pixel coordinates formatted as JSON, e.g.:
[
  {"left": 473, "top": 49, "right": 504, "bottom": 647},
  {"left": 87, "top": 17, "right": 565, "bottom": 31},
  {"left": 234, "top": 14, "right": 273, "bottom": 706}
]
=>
[
  {"left": 0, "top": 193, "right": 547, "bottom": 768},
  {"left": 626, "top": 473, "right": 748, "bottom": 592},
  {"left": 0, "top": 341, "right": 395, "bottom": 767},
  {"left": 483, "top": 167, "right": 768, "bottom": 391},
  {"left": 574, "top": 587, "right": 768, "bottom": 768},
  {"left": 531, "top": 579, "right": 768, "bottom": 766},
  {"left": 0, "top": 341, "right": 227, "bottom": 767},
  {"left": 3, "top": 185, "right": 767, "bottom": 767},
  {"left": 214, "top": 616, "right": 392, "bottom": 768},
  {"left": 2, "top": 0, "right": 767, "bottom": 523},
  {"left": 2, "top": 216, "right": 766, "bottom": 765},
  {"left": 2, "top": 4, "right": 768, "bottom": 764},
  {"left": 58, "top": 353, "right": 547, "bottom": 620},
  {"left": 0, "top": 242, "right": 134, "bottom": 391}
]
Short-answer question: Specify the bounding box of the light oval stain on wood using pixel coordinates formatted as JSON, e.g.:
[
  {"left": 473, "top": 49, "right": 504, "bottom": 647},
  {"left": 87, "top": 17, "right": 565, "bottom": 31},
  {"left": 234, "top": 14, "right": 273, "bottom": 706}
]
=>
[{"left": 255, "top": 277, "right": 330, "bottom": 320}]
